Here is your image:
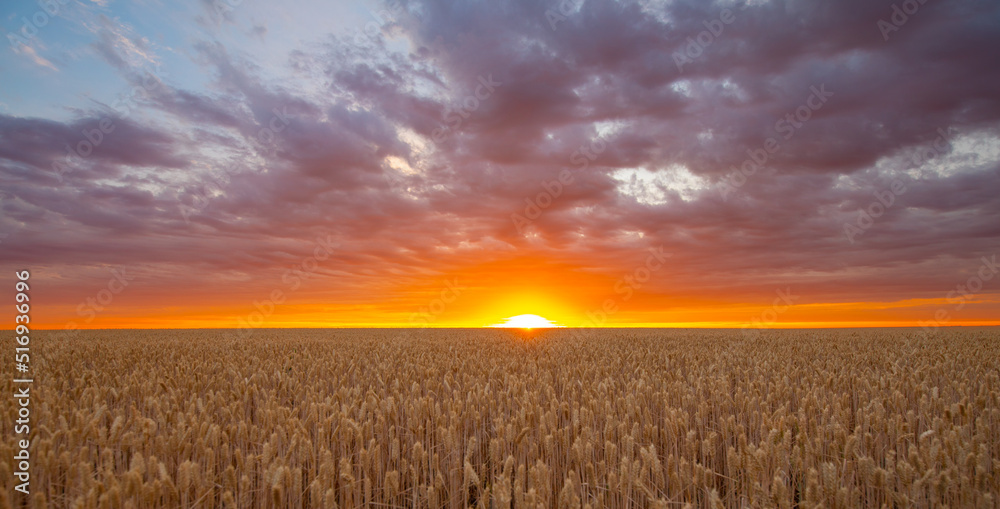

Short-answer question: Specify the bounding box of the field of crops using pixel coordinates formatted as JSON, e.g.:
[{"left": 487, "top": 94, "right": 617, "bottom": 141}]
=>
[{"left": 1, "top": 328, "right": 998, "bottom": 508}]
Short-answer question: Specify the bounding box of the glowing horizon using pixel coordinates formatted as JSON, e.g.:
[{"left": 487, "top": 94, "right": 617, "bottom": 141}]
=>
[{"left": 2, "top": 0, "right": 999, "bottom": 332}]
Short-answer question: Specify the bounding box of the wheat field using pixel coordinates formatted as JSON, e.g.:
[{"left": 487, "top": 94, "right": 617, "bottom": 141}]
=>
[{"left": 1, "top": 328, "right": 998, "bottom": 508}]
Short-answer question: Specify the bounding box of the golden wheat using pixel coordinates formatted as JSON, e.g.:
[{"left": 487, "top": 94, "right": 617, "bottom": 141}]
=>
[{"left": 1, "top": 328, "right": 998, "bottom": 507}]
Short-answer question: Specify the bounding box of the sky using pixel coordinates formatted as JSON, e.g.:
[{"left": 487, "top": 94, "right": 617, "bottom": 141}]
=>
[{"left": 1, "top": 0, "right": 999, "bottom": 331}]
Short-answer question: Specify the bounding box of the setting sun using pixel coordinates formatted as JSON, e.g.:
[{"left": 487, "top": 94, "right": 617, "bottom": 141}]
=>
[{"left": 487, "top": 314, "right": 564, "bottom": 329}]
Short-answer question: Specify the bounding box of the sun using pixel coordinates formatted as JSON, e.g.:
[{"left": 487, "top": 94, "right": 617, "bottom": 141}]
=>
[{"left": 487, "top": 314, "right": 564, "bottom": 329}]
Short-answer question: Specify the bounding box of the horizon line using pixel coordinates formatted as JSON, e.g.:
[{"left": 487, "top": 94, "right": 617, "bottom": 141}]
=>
[{"left": 12, "top": 324, "right": 1000, "bottom": 332}]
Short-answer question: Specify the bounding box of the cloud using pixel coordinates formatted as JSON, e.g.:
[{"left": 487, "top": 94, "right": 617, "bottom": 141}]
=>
[
  {"left": 250, "top": 24, "right": 268, "bottom": 41},
  {"left": 88, "top": 14, "right": 160, "bottom": 72},
  {"left": 2, "top": 0, "right": 1000, "bottom": 325},
  {"left": 15, "top": 44, "right": 58, "bottom": 71}
]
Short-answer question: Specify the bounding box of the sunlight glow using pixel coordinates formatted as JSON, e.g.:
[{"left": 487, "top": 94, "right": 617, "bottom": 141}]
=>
[{"left": 487, "top": 314, "right": 564, "bottom": 329}]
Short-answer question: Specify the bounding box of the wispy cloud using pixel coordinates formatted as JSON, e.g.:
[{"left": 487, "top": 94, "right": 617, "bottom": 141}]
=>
[{"left": 15, "top": 44, "right": 58, "bottom": 71}]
